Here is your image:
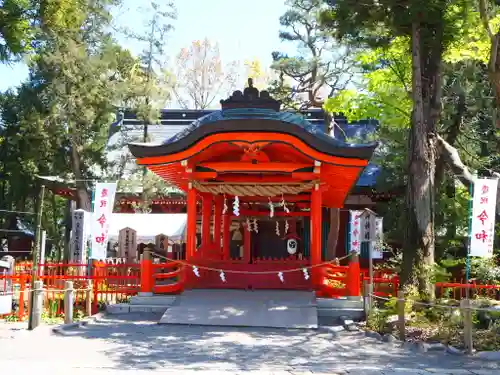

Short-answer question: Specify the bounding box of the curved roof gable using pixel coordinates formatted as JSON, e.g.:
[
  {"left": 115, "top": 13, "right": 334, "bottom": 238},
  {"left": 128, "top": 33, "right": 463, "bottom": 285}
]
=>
[{"left": 128, "top": 107, "right": 377, "bottom": 161}]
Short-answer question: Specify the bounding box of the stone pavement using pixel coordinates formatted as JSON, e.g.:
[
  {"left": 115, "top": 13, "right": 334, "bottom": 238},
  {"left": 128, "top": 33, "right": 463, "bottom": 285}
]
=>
[
  {"left": 159, "top": 289, "right": 318, "bottom": 329},
  {"left": 1, "top": 313, "right": 500, "bottom": 374}
]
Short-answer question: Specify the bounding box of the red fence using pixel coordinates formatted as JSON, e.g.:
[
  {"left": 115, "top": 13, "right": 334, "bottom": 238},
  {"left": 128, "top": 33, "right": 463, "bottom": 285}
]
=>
[
  {"left": 1, "top": 261, "right": 140, "bottom": 321},
  {"left": 4, "top": 260, "right": 500, "bottom": 322}
]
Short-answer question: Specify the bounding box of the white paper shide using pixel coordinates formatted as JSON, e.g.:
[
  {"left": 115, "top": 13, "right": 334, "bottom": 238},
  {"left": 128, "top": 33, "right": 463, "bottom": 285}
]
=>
[
  {"left": 90, "top": 182, "right": 117, "bottom": 260},
  {"left": 470, "top": 178, "right": 498, "bottom": 258}
]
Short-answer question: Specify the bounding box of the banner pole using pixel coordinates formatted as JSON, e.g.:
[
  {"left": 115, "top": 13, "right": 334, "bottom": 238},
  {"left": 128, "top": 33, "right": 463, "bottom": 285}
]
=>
[
  {"left": 87, "top": 188, "right": 95, "bottom": 278},
  {"left": 465, "top": 178, "right": 474, "bottom": 299}
]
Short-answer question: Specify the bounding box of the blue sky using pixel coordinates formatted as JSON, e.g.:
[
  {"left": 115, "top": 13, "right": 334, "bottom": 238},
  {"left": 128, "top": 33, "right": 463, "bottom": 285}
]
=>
[{"left": 0, "top": 0, "right": 290, "bottom": 92}]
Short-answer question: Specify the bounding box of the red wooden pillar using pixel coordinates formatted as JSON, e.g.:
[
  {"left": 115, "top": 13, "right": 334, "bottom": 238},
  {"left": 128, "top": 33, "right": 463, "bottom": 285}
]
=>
[
  {"left": 347, "top": 251, "right": 361, "bottom": 296},
  {"left": 222, "top": 212, "right": 230, "bottom": 260},
  {"left": 186, "top": 183, "right": 197, "bottom": 260},
  {"left": 213, "top": 195, "right": 223, "bottom": 249},
  {"left": 201, "top": 194, "right": 213, "bottom": 248},
  {"left": 310, "top": 183, "right": 322, "bottom": 288}
]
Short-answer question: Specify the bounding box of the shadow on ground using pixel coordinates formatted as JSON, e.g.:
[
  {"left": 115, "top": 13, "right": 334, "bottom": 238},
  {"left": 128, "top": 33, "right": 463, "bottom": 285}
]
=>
[{"left": 59, "top": 313, "right": 500, "bottom": 373}]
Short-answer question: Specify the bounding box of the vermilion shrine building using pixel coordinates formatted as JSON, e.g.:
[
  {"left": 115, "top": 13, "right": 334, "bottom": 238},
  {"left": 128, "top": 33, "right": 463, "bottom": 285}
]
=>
[
  {"left": 41, "top": 98, "right": 398, "bottom": 270},
  {"left": 126, "top": 82, "right": 378, "bottom": 293}
]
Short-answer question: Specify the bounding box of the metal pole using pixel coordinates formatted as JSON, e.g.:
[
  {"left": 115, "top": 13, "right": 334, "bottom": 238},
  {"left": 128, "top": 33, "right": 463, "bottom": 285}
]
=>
[
  {"left": 368, "top": 240, "right": 374, "bottom": 304},
  {"left": 28, "top": 185, "right": 45, "bottom": 330},
  {"left": 465, "top": 179, "right": 474, "bottom": 299},
  {"left": 39, "top": 230, "right": 46, "bottom": 277}
]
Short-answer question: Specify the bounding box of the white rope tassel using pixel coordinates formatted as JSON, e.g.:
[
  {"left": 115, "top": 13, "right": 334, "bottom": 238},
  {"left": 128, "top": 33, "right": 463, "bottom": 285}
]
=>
[
  {"left": 275, "top": 221, "right": 280, "bottom": 236},
  {"left": 233, "top": 196, "right": 240, "bottom": 216},
  {"left": 219, "top": 271, "right": 226, "bottom": 283},
  {"left": 252, "top": 218, "right": 259, "bottom": 233},
  {"left": 246, "top": 217, "right": 252, "bottom": 232},
  {"left": 278, "top": 272, "right": 284, "bottom": 283},
  {"left": 223, "top": 195, "right": 228, "bottom": 214},
  {"left": 192, "top": 266, "right": 200, "bottom": 277},
  {"left": 302, "top": 268, "right": 310, "bottom": 280},
  {"left": 284, "top": 220, "right": 289, "bottom": 234},
  {"left": 281, "top": 195, "right": 290, "bottom": 214},
  {"left": 268, "top": 198, "right": 274, "bottom": 218}
]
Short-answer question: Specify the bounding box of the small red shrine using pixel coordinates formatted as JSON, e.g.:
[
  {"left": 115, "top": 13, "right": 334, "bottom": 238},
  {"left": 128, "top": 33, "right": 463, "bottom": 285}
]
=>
[{"left": 128, "top": 80, "right": 377, "bottom": 295}]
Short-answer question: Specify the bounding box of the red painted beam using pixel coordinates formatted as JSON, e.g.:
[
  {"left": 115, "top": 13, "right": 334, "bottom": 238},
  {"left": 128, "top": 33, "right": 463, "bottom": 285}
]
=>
[
  {"left": 238, "top": 195, "right": 310, "bottom": 203},
  {"left": 198, "top": 162, "right": 311, "bottom": 173},
  {"left": 232, "top": 210, "right": 309, "bottom": 217}
]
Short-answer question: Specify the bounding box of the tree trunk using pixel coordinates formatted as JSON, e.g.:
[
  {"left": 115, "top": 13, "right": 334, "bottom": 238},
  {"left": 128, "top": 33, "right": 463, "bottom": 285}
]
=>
[
  {"left": 325, "top": 208, "right": 340, "bottom": 260},
  {"left": 70, "top": 141, "right": 91, "bottom": 211},
  {"left": 401, "top": 21, "right": 441, "bottom": 299}
]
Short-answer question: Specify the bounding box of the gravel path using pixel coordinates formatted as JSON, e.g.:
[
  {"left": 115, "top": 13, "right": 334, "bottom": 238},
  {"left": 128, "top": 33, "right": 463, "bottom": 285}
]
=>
[{"left": 1, "top": 313, "right": 499, "bottom": 374}]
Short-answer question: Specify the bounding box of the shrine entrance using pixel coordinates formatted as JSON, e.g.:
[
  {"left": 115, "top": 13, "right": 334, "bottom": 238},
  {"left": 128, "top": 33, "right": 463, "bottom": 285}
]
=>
[{"left": 188, "top": 216, "right": 312, "bottom": 290}]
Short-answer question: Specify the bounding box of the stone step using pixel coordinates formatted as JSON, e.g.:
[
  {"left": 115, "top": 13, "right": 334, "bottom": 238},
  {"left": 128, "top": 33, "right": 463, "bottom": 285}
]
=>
[
  {"left": 316, "top": 297, "right": 363, "bottom": 310},
  {"left": 129, "top": 295, "right": 177, "bottom": 306},
  {"left": 106, "top": 303, "right": 169, "bottom": 314}
]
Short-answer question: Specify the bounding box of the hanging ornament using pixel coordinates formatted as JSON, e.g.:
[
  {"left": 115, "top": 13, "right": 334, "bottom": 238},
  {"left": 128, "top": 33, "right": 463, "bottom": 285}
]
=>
[
  {"left": 223, "top": 194, "right": 228, "bottom": 214},
  {"left": 268, "top": 198, "right": 274, "bottom": 218},
  {"left": 192, "top": 266, "right": 200, "bottom": 277},
  {"left": 281, "top": 194, "right": 290, "bottom": 214},
  {"left": 302, "top": 268, "right": 310, "bottom": 280},
  {"left": 278, "top": 271, "right": 284, "bottom": 283},
  {"left": 275, "top": 221, "right": 280, "bottom": 236},
  {"left": 246, "top": 217, "right": 252, "bottom": 232},
  {"left": 219, "top": 271, "right": 226, "bottom": 283},
  {"left": 252, "top": 218, "right": 259, "bottom": 233},
  {"left": 284, "top": 219, "right": 289, "bottom": 234},
  {"left": 233, "top": 196, "right": 240, "bottom": 216}
]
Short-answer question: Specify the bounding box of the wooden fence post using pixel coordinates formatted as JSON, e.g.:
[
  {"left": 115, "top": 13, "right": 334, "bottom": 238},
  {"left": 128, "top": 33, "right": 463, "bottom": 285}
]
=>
[
  {"left": 85, "top": 282, "right": 92, "bottom": 317},
  {"left": 64, "top": 281, "right": 74, "bottom": 324},
  {"left": 363, "top": 279, "right": 371, "bottom": 316},
  {"left": 92, "top": 262, "right": 99, "bottom": 314},
  {"left": 460, "top": 299, "right": 473, "bottom": 354},
  {"left": 397, "top": 290, "right": 405, "bottom": 341},
  {"left": 29, "top": 280, "right": 43, "bottom": 330},
  {"left": 18, "top": 274, "right": 26, "bottom": 320}
]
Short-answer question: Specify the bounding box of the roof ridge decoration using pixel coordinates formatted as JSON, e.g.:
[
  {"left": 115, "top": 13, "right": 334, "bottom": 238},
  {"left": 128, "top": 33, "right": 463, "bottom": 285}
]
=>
[{"left": 220, "top": 78, "right": 281, "bottom": 112}]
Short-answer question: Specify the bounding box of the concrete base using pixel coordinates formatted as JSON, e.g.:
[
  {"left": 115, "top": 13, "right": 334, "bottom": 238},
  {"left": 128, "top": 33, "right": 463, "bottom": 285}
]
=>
[
  {"left": 159, "top": 289, "right": 318, "bottom": 329},
  {"left": 130, "top": 295, "right": 177, "bottom": 306},
  {"left": 107, "top": 294, "right": 178, "bottom": 315},
  {"left": 316, "top": 297, "right": 365, "bottom": 321}
]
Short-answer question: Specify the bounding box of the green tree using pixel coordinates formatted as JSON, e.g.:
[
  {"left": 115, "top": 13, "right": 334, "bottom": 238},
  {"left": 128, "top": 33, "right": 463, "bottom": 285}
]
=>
[
  {"left": 270, "top": 0, "right": 355, "bottom": 111},
  {"left": 320, "top": 0, "right": 479, "bottom": 297},
  {"left": 0, "top": 0, "right": 111, "bottom": 62},
  {"left": 324, "top": 18, "right": 499, "bottom": 285}
]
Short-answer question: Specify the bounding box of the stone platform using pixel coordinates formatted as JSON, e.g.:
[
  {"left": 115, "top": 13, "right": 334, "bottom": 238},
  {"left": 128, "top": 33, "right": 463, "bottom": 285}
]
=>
[{"left": 159, "top": 289, "right": 318, "bottom": 329}]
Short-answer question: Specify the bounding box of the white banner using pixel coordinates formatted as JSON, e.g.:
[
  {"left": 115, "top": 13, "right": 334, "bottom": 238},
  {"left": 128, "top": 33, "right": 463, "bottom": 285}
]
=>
[
  {"left": 70, "top": 209, "right": 90, "bottom": 263},
  {"left": 470, "top": 178, "right": 498, "bottom": 258},
  {"left": 361, "top": 213, "right": 372, "bottom": 241},
  {"left": 349, "top": 210, "right": 363, "bottom": 253},
  {"left": 90, "top": 182, "right": 117, "bottom": 260},
  {"left": 371, "top": 216, "right": 384, "bottom": 259},
  {"left": 118, "top": 227, "right": 137, "bottom": 260}
]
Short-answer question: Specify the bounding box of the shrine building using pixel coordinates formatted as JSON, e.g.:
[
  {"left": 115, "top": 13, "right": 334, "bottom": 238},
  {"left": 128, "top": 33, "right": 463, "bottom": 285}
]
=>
[{"left": 126, "top": 80, "right": 378, "bottom": 292}]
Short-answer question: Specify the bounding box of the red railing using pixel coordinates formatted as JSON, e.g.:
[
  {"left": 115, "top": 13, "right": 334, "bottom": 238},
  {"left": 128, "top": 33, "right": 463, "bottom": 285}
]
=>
[
  {"left": 1, "top": 261, "right": 141, "bottom": 321},
  {"left": 8, "top": 259, "right": 500, "bottom": 321},
  {"left": 436, "top": 282, "right": 500, "bottom": 300}
]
